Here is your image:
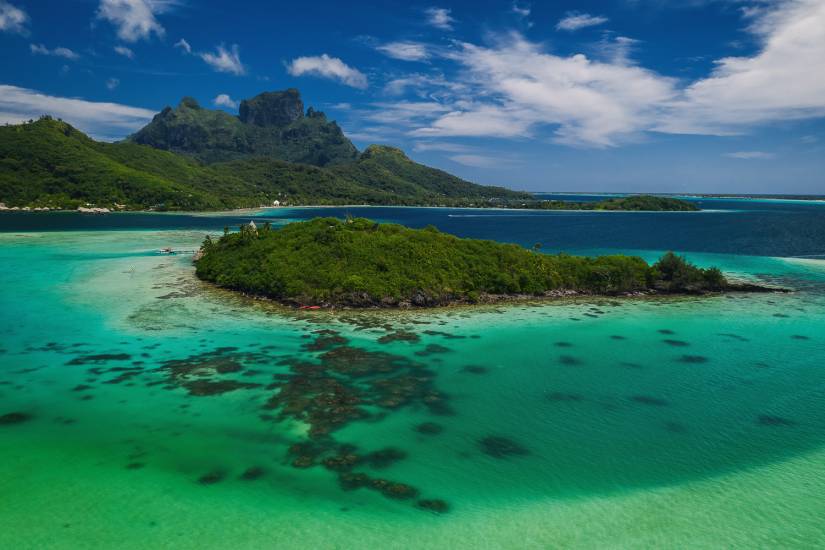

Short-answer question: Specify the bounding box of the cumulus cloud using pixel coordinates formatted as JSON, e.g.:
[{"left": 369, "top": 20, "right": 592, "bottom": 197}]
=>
[
  {"left": 174, "top": 38, "right": 191, "bottom": 54},
  {"left": 425, "top": 7, "right": 454, "bottom": 30},
  {"left": 556, "top": 12, "right": 608, "bottom": 31},
  {"left": 0, "top": 84, "right": 155, "bottom": 140},
  {"left": 213, "top": 93, "right": 238, "bottom": 109},
  {"left": 0, "top": 0, "right": 28, "bottom": 34},
  {"left": 96, "top": 0, "right": 165, "bottom": 42},
  {"left": 377, "top": 41, "right": 429, "bottom": 61},
  {"left": 30, "top": 44, "right": 80, "bottom": 60},
  {"left": 724, "top": 151, "right": 776, "bottom": 159},
  {"left": 379, "top": 1, "right": 825, "bottom": 149},
  {"left": 199, "top": 44, "right": 245, "bottom": 75},
  {"left": 412, "top": 34, "right": 677, "bottom": 146},
  {"left": 114, "top": 45, "right": 134, "bottom": 59},
  {"left": 658, "top": 0, "right": 825, "bottom": 135},
  {"left": 286, "top": 54, "right": 367, "bottom": 89},
  {"left": 106, "top": 77, "right": 120, "bottom": 90}
]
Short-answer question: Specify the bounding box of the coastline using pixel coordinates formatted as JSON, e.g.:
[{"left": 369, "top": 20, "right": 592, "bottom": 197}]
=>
[{"left": 195, "top": 276, "right": 788, "bottom": 313}]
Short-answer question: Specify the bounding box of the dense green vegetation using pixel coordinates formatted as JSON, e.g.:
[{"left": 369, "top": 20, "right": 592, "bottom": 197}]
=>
[
  {"left": 130, "top": 90, "right": 359, "bottom": 166},
  {"left": 524, "top": 195, "right": 699, "bottom": 211},
  {"left": 195, "top": 218, "right": 730, "bottom": 307},
  {"left": 0, "top": 118, "right": 529, "bottom": 210}
]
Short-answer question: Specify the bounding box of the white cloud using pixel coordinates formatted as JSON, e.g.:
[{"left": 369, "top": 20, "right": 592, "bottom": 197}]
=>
[
  {"left": 556, "top": 12, "right": 608, "bottom": 32},
  {"left": 213, "top": 93, "right": 237, "bottom": 109},
  {"left": 363, "top": 1, "right": 825, "bottom": 150},
  {"left": 199, "top": 44, "right": 245, "bottom": 75},
  {"left": 106, "top": 78, "right": 120, "bottom": 90},
  {"left": 413, "top": 34, "right": 677, "bottom": 146},
  {"left": 597, "top": 35, "right": 640, "bottom": 65},
  {"left": 114, "top": 45, "right": 134, "bottom": 59},
  {"left": 724, "top": 151, "right": 776, "bottom": 159},
  {"left": 383, "top": 72, "right": 466, "bottom": 97},
  {"left": 413, "top": 141, "right": 473, "bottom": 153},
  {"left": 30, "top": 44, "right": 80, "bottom": 60},
  {"left": 96, "top": 0, "right": 165, "bottom": 42},
  {"left": 0, "top": 84, "right": 155, "bottom": 140},
  {"left": 425, "top": 7, "right": 454, "bottom": 30},
  {"left": 0, "top": 0, "right": 27, "bottom": 34},
  {"left": 377, "top": 41, "right": 429, "bottom": 61},
  {"left": 174, "top": 38, "right": 191, "bottom": 54},
  {"left": 449, "top": 154, "right": 506, "bottom": 168},
  {"left": 286, "top": 54, "right": 367, "bottom": 89},
  {"left": 659, "top": 0, "right": 825, "bottom": 135},
  {"left": 512, "top": 2, "right": 531, "bottom": 17},
  {"left": 412, "top": 105, "right": 533, "bottom": 138}
]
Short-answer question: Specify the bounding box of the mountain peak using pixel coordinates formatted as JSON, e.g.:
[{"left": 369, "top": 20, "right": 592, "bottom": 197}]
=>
[
  {"left": 239, "top": 89, "right": 304, "bottom": 127},
  {"left": 178, "top": 96, "right": 202, "bottom": 110}
]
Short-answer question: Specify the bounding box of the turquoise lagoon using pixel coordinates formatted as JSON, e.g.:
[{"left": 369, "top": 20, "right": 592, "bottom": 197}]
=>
[{"left": 1, "top": 199, "right": 824, "bottom": 548}]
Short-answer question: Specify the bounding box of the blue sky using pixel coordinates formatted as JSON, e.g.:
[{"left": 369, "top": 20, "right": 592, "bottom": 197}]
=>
[{"left": 1, "top": 0, "right": 824, "bottom": 194}]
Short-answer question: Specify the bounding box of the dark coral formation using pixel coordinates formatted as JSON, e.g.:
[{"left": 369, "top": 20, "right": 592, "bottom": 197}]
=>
[
  {"left": 158, "top": 349, "right": 267, "bottom": 396},
  {"left": 461, "top": 365, "right": 488, "bottom": 375},
  {"left": 479, "top": 436, "right": 530, "bottom": 458},
  {"left": 377, "top": 331, "right": 421, "bottom": 344},
  {"left": 415, "top": 422, "right": 444, "bottom": 435},
  {"left": 417, "top": 499, "right": 450, "bottom": 514},
  {"left": 0, "top": 411, "right": 32, "bottom": 425},
  {"left": 630, "top": 395, "right": 669, "bottom": 406},
  {"left": 757, "top": 415, "right": 796, "bottom": 426},
  {"left": 677, "top": 355, "right": 709, "bottom": 363},
  {"left": 66, "top": 353, "right": 131, "bottom": 365},
  {"left": 662, "top": 339, "right": 690, "bottom": 347}
]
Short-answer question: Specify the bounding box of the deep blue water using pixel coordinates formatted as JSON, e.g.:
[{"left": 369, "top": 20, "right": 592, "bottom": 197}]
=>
[{"left": 1, "top": 196, "right": 824, "bottom": 257}]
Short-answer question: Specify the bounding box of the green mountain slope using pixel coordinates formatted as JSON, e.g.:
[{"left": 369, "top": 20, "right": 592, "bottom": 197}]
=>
[
  {"left": 129, "top": 90, "right": 359, "bottom": 166},
  {"left": 0, "top": 117, "right": 529, "bottom": 210},
  {"left": 331, "top": 145, "right": 524, "bottom": 200}
]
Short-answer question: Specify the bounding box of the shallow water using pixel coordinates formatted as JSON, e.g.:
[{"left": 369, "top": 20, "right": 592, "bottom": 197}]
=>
[{"left": 1, "top": 199, "right": 825, "bottom": 548}]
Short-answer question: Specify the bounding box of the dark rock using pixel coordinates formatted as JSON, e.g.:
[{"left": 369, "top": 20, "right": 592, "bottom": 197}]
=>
[{"left": 239, "top": 89, "right": 304, "bottom": 127}]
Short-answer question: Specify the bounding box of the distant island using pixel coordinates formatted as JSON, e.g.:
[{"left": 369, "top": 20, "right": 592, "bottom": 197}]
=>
[
  {"left": 0, "top": 89, "right": 699, "bottom": 213},
  {"left": 194, "top": 217, "right": 770, "bottom": 308}
]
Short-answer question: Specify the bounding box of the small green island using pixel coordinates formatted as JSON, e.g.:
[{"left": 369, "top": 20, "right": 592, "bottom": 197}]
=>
[{"left": 194, "top": 217, "right": 766, "bottom": 308}]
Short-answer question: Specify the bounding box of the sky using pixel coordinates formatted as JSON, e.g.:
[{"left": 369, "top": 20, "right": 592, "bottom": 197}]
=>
[{"left": 1, "top": 0, "right": 824, "bottom": 194}]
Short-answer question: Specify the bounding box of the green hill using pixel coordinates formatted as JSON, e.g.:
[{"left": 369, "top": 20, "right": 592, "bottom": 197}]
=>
[
  {"left": 0, "top": 117, "right": 529, "bottom": 210},
  {"left": 195, "top": 217, "right": 730, "bottom": 307},
  {"left": 129, "top": 90, "right": 359, "bottom": 166}
]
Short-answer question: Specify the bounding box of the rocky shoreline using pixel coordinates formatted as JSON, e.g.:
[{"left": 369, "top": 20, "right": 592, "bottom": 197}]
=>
[{"left": 197, "top": 279, "right": 788, "bottom": 311}]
